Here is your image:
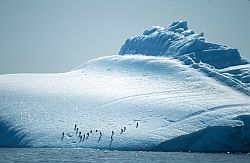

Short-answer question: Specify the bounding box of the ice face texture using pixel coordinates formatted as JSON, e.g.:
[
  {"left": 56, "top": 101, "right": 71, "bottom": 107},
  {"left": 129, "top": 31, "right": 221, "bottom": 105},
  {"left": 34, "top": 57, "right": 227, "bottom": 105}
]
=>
[
  {"left": 120, "top": 21, "right": 250, "bottom": 95},
  {"left": 120, "top": 21, "right": 249, "bottom": 69}
]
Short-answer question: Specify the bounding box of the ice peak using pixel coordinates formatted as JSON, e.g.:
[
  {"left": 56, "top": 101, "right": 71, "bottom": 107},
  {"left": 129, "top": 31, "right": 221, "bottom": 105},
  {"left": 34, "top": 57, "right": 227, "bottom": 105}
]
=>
[
  {"left": 168, "top": 20, "right": 188, "bottom": 31},
  {"left": 119, "top": 21, "right": 249, "bottom": 69}
]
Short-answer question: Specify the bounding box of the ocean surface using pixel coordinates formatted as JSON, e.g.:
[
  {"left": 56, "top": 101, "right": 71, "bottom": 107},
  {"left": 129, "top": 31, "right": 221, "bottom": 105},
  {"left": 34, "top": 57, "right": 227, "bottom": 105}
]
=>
[{"left": 0, "top": 148, "right": 249, "bottom": 163}]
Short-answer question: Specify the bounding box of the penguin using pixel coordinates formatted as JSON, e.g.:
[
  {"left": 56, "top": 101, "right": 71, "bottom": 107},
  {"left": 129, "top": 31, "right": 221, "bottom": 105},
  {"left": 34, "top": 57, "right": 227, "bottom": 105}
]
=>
[
  {"left": 61, "top": 132, "right": 65, "bottom": 141},
  {"left": 111, "top": 131, "right": 114, "bottom": 140},
  {"left": 79, "top": 135, "right": 82, "bottom": 142},
  {"left": 86, "top": 133, "right": 89, "bottom": 139},
  {"left": 90, "top": 130, "right": 92, "bottom": 133},
  {"left": 74, "top": 124, "right": 77, "bottom": 131},
  {"left": 120, "top": 129, "right": 123, "bottom": 134},
  {"left": 109, "top": 131, "right": 114, "bottom": 148},
  {"left": 136, "top": 122, "right": 139, "bottom": 128},
  {"left": 96, "top": 130, "right": 98, "bottom": 133},
  {"left": 124, "top": 127, "right": 126, "bottom": 132},
  {"left": 76, "top": 128, "right": 79, "bottom": 134},
  {"left": 78, "top": 131, "right": 81, "bottom": 138}
]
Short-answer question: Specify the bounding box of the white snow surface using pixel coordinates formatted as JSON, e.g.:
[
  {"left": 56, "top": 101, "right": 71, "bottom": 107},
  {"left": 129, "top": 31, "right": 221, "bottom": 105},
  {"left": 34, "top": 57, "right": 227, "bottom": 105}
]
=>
[{"left": 0, "top": 21, "right": 250, "bottom": 152}]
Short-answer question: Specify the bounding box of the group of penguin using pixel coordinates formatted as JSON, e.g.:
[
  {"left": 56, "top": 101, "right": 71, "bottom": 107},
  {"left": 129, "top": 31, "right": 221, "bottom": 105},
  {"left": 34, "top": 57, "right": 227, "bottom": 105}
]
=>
[{"left": 61, "top": 122, "right": 139, "bottom": 143}]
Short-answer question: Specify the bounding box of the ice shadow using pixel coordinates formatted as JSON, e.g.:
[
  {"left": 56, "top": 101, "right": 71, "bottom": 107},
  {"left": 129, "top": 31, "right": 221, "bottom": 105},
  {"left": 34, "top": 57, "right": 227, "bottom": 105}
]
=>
[
  {"left": 155, "top": 115, "right": 250, "bottom": 153},
  {"left": 0, "top": 118, "right": 33, "bottom": 147}
]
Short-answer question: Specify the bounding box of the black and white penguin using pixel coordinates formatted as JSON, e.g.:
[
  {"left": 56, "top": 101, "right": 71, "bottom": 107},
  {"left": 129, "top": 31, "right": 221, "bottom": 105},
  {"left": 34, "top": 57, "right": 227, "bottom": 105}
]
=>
[
  {"left": 61, "top": 132, "right": 65, "bottom": 141},
  {"left": 74, "top": 124, "right": 77, "bottom": 131},
  {"left": 111, "top": 131, "right": 114, "bottom": 140}
]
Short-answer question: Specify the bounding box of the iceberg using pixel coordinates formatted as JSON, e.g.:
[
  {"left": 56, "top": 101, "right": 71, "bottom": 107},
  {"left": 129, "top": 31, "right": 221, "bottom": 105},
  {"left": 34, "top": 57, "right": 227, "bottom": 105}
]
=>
[{"left": 0, "top": 21, "right": 250, "bottom": 153}]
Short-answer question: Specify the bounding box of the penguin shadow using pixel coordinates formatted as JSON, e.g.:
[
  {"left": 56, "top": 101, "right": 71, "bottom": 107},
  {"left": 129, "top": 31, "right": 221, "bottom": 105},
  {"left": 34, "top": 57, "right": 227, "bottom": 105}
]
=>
[
  {"left": 98, "top": 136, "right": 102, "bottom": 143},
  {"left": 98, "top": 131, "right": 102, "bottom": 143},
  {"left": 109, "top": 138, "right": 113, "bottom": 148},
  {"left": 109, "top": 131, "right": 114, "bottom": 148},
  {"left": 79, "top": 135, "right": 82, "bottom": 143}
]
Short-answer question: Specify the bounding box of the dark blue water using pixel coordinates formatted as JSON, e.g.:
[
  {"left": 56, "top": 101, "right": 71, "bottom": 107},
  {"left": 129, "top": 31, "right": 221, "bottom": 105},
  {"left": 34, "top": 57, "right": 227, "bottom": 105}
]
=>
[{"left": 0, "top": 148, "right": 249, "bottom": 163}]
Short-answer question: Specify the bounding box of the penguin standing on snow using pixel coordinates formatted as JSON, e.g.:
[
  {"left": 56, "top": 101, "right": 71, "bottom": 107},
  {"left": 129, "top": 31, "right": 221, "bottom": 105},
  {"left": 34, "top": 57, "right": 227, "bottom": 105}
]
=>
[
  {"left": 120, "top": 129, "right": 123, "bottom": 134},
  {"left": 79, "top": 135, "right": 83, "bottom": 143},
  {"left": 111, "top": 131, "right": 114, "bottom": 140},
  {"left": 76, "top": 128, "right": 79, "bottom": 134},
  {"left": 74, "top": 124, "right": 77, "bottom": 131},
  {"left": 109, "top": 131, "right": 114, "bottom": 148},
  {"left": 82, "top": 134, "right": 85, "bottom": 141},
  {"left": 61, "top": 132, "right": 65, "bottom": 141},
  {"left": 124, "top": 127, "right": 126, "bottom": 132},
  {"left": 136, "top": 122, "right": 139, "bottom": 128}
]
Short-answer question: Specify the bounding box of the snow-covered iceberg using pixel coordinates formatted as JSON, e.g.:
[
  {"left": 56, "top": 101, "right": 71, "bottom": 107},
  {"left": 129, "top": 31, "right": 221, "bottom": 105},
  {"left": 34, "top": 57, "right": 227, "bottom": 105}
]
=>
[{"left": 0, "top": 21, "right": 250, "bottom": 153}]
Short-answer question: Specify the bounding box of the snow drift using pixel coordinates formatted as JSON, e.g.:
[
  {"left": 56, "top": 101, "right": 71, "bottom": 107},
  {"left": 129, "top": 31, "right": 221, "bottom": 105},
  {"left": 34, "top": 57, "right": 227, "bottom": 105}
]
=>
[{"left": 0, "top": 21, "right": 250, "bottom": 153}]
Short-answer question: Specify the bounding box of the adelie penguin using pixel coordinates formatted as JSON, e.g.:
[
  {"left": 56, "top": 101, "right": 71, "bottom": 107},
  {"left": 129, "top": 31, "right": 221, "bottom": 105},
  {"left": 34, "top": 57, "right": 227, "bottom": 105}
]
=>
[
  {"left": 78, "top": 132, "right": 81, "bottom": 138},
  {"left": 111, "top": 131, "right": 114, "bottom": 140},
  {"left": 79, "top": 135, "right": 82, "bottom": 143},
  {"left": 120, "top": 129, "right": 123, "bottom": 134},
  {"left": 124, "top": 127, "right": 126, "bottom": 132},
  {"left": 136, "top": 122, "right": 139, "bottom": 128},
  {"left": 76, "top": 128, "right": 79, "bottom": 134},
  {"left": 74, "top": 124, "right": 77, "bottom": 131},
  {"left": 61, "top": 132, "right": 65, "bottom": 141}
]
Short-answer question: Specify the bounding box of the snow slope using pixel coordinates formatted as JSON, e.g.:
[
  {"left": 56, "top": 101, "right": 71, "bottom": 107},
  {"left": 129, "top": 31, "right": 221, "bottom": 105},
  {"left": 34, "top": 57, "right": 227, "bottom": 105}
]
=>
[{"left": 0, "top": 21, "right": 250, "bottom": 152}]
